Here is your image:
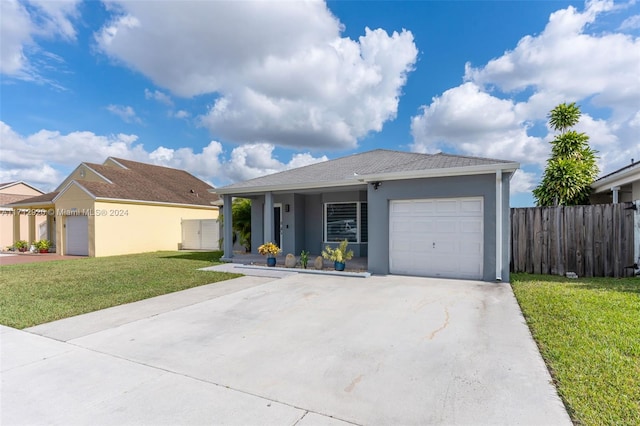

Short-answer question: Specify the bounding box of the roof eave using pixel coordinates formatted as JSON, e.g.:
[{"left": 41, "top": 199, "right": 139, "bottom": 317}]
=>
[
  {"left": 94, "top": 197, "right": 219, "bottom": 209},
  {"left": 211, "top": 179, "right": 365, "bottom": 195},
  {"left": 6, "top": 200, "right": 55, "bottom": 208},
  {"left": 356, "top": 162, "right": 520, "bottom": 182},
  {"left": 53, "top": 181, "right": 96, "bottom": 203},
  {"left": 591, "top": 167, "right": 640, "bottom": 193}
]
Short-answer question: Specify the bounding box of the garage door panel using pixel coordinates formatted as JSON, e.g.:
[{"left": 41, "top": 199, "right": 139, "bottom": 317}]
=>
[
  {"left": 460, "top": 242, "right": 483, "bottom": 255},
  {"left": 435, "top": 200, "right": 458, "bottom": 214},
  {"left": 461, "top": 220, "right": 483, "bottom": 233},
  {"left": 460, "top": 199, "right": 483, "bottom": 215},
  {"left": 66, "top": 215, "right": 88, "bottom": 256},
  {"left": 389, "top": 197, "right": 483, "bottom": 280}
]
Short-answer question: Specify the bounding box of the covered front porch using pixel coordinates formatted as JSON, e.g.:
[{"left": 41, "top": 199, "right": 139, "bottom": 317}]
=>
[
  {"left": 218, "top": 186, "right": 369, "bottom": 264},
  {"left": 9, "top": 200, "right": 57, "bottom": 249},
  {"left": 220, "top": 251, "right": 369, "bottom": 272}
]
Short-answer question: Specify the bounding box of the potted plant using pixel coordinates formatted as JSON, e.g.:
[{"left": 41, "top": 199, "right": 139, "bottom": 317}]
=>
[
  {"left": 322, "top": 239, "right": 353, "bottom": 271},
  {"left": 35, "top": 239, "right": 52, "bottom": 253},
  {"left": 258, "top": 242, "right": 281, "bottom": 267},
  {"left": 14, "top": 240, "right": 28, "bottom": 252},
  {"left": 300, "top": 250, "right": 309, "bottom": 269}
]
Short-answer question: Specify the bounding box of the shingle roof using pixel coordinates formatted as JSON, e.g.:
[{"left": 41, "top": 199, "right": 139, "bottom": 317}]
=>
[
  {"left": 3, "top": 192, "right": 58, "bottom": 207},
  {"left": 76, "top": 158, "right": 219, "bottom": 206},
  {"left": 217, "top": 149, "right": 516, "bottom": 192},
  {"left": 0, "top": 193, "right": 50, "bottom": 207},
  {"left": 594, "top": 160, "right": 640, "bottom": 182},
  {"left": 7, "top": 158, "right": 218, "bottom": 207},
  {"left": 0, "top": 182, "right": 17, "bottom": 190}
]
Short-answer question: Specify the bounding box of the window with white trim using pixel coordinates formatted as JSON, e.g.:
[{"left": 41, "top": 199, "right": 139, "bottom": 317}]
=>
[{"left": 324, "top": 202, "right": 367, "bottom": 243}]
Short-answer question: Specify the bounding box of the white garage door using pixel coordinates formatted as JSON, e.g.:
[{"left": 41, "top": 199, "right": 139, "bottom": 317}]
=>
[
  {"left": 66, "top": 215, "right": 89, "bottom": 256},
  {"left": 389, "top": 197, "right": 483, "bottom": 279}
]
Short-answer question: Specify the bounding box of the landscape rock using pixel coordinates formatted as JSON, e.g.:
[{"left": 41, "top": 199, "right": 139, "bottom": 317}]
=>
[
  {"left": 284, "top": 253, "right": 297, "bottom": 268},
  {"left": 314, "top": 256, "right": 324, "bottom": 270}
]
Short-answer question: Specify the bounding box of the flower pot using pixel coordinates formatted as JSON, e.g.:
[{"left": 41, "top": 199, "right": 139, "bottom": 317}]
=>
[
  {"left": 18, "top": 247, "right": 27, "bottom": 252},
  {"left": 334, "top": 261, "right": 345, "bottom": 271},
  {"left": 267, "top": 257, "right": 277, "bottom": 267},
  {"left": 39, "top": 249, "right": 48, "bottom": 253}
]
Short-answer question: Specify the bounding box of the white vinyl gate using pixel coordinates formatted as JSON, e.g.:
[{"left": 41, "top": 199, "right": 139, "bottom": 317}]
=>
[
  {"left": 66, "top": 215, "right": 89, "bottom": 256},
  {"left": 181, "top": 219, "right": 220, "bottom": 250},
  {"left": 389, "top": 197, "right": 484, "bottom": 279}
]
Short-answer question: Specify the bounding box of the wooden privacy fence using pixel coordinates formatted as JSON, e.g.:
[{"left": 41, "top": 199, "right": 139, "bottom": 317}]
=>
[{"left": 511, "top": 203, "right": 636, "bottom": 277}]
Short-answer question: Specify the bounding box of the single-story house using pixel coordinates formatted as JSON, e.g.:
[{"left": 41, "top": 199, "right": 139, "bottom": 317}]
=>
[
  {"left": 213, "top": 149, "right": 519, "bottom": 281},
  {"left": 590, "top": 160, "right": 640, "bottom": 204},
  {"left": 0, "top": 181, "right": 46, "bottom": 249},
  {"left": 9, "top": 158, "right": 220, "bottom": 257}
]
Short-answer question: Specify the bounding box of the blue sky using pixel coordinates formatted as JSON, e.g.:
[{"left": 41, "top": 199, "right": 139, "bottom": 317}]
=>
[{"left": 1, "top": 0, "right": 639, "bottom": 206}]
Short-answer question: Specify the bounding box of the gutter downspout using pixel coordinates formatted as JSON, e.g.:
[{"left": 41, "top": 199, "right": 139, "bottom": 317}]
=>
[{"left": 496, "top": 170, "right": 503, "bottom": 282}]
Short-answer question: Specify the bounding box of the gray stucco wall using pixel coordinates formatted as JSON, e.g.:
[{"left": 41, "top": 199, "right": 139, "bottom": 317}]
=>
[
  {"left": 303, "top": 194, "right": 323, "bottom": 255},
  {"left": 250, "top": 195, "right": 264, "bottom": 255},
  {"left": 367, "top": 173, "right": 511, "bottom": 282},
  {"left": 294, "top": 194, "right": 306, "bottom": 253}
]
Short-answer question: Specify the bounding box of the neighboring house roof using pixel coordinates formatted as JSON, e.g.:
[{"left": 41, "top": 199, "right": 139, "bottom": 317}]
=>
[
  {"left": 8, "top": 158, "right": 219, "bottom": 208},
  {"left": 0, "top": 193, "right": 46, "bottom": 208},
  {"left": 591, "top": 160, "right": 640, "bottom": 194},
  {"left": 0, "top": 181, "right": 46, "bottom": 208},
  {"left": 0, "top": 181, "right": 45, "bottom": 194},
  {"left": 214, "top": 149, "right": 519, "bottom": 195}
]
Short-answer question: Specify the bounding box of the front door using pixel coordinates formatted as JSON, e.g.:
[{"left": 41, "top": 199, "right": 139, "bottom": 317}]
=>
[{"left": 273, "top": 205, "right": 282, "bottom": 248}]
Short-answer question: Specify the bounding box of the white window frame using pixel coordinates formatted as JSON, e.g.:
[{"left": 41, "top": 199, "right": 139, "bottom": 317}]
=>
[{"left": 324, "top": 201, "right": 367, "bottom": 243}]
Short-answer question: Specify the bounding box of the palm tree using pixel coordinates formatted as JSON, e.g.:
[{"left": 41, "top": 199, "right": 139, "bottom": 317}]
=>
[
  {"left": 533, "top": 103, "right": 598, "bottom": 206},
  {"left": 232, "top": 198, "right": 251, "bottom": 252},
  {"left": 548, "top": 102, "right": 581, "bottom": 134}
]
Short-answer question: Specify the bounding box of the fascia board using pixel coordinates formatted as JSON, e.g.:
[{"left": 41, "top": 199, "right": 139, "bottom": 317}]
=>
[
  {"left": 53, "top": 181, "right": 96, "bottom": 202},
  {"left": 54, "top": 163, "right": 113, "bottom": 192},
  {"left": 211, "top": 179, "right": 365, "bottom": 195},
  {"left": 94, "top": 197, "right": 219, "bottom": 209},
  {"left": 6, "top": 200, "right": 55, "bottom": 208},
  {"left": 356, "top": 162, "right": 520, "bottom": 182},
  {"left": 591, "top": 168, "right": 640, "bottom": 193}
]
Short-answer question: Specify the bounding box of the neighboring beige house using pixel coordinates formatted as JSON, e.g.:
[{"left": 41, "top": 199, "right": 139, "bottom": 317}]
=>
[
  {"left": 0, "top": 181, "right": 47, "bottom": 249},
  {"left": 591, "top": 160, "right": 640, "bottom": 204},
  {"left": 9, "top": 158, "right": 220, "bottom": 257}
]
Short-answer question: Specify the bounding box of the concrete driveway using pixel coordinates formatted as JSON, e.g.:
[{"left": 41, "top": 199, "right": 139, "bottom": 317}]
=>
[{"left": 1, "top": 274, "right": 571, "bottom": 425}]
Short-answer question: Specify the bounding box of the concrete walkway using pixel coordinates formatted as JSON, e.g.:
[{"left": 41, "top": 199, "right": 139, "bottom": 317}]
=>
[
  {"left": 1, "top": 274, "right": 571, "bottom": 425},
  {"left": 0, "top": 252, "right": 85, "bottom": 266}
]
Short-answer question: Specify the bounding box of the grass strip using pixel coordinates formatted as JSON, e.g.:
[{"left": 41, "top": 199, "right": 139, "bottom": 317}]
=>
[
  {"left": 511, "top": 273, "right": 640, "bottom": 425},
  {"left": 0, "top": 251, "right": 240, "bottom": 329}
]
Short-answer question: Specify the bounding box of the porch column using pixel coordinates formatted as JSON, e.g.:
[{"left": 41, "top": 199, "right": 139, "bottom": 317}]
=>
[
  {"left": 612, "top": 186, "right": 620, "bottom": 203},
  {"left": 264, "top": 192, "right": 274, "bottom": 243},
  {"left": 222, "top": 195, "right": 234, "bottom": 259},
  {"left": 28, "top": 214, "right": 36, "bottom": 244},
  {"left": 12, "top": 209, "right": 20, "bottom": 242}
]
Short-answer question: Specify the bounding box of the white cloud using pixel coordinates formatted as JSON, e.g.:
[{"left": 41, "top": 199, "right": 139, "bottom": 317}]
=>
[
  {"left": 174, "top": 110, "right": 190, "bottom": 119},
  {"left": 144, "top": 88, "right": 173, "bottom": 106},
  {"left": 0, "top": 0, "right": 80, "bottom": 80},
  {"left": 0, "top": 121, "right": 327, "bottom": 191},
  {"left": 619, "top": 14, "right": 640, "bottom": 30},
  {"left": 95, "top": 1, "right": 417, "bottom": 149},
  {"left": 510, "top": 169, "right": 538, "bottom": 196},
  {"left": 106, "top": 104, "right": 141, "bottom": 124},
  {"left": 410, "top": 82, "right": 547, "bottom": 165},
  {"left": 411, "top": 0, "right": 640, "bottom": 195}
]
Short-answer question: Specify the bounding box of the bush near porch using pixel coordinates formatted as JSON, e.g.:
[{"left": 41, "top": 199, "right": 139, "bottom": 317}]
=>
[{"left": 511, "top": 273, "right": 639, "bottom": 425}]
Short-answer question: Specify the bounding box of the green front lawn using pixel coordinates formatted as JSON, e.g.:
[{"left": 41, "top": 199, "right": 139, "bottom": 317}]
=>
[
  {"left": 511, "top": 273, "right": 640, "bottom": 425},
  {"left": 0, "top": 251, "right": 240, "bottom": 329}
]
